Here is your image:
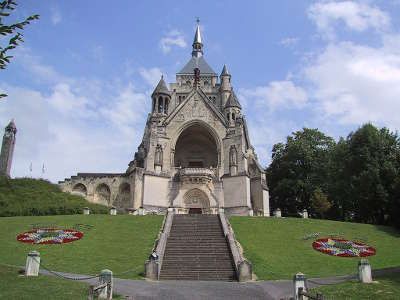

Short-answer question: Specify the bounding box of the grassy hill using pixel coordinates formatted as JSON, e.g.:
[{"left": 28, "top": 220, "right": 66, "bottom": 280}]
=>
[
  {"left": 0, "top": 177, "right": 108, "bottom": 216},
  {"left": 230, "top": 217, "right": 400, "bottom": 280},
  {"left": 0, "top": 215, "right": 163, "bottom": 279}
]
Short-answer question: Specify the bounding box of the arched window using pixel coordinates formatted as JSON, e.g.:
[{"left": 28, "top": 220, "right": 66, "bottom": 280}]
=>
[
  {"left": 158, "top": 96, "right": 163, "bottom": 113},
  {"left": 232, "top": 113, "right": 235, "bottom": 120},
  {"left": 213, "top": 97, "right": 216, "bottom": 104},
  {"left": 164, "top": 98, "right": 169, "bottom": 114},
  {"left": 178, "top": 95, "right": 182, "bottom": 104},
  {"left": 204, "top": 81, "right": 209, "bottom": 86},
  {"left": 226, "top": 113, "right": 230, "bottom": 121},
  {"left": 186, "top": 81, "right": 191, "bottom": 86}
]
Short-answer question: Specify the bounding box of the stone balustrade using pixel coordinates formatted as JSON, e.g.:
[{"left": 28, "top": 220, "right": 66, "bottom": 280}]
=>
[{"left": 179, "top": 167, "right": 215, "bottom": 184}]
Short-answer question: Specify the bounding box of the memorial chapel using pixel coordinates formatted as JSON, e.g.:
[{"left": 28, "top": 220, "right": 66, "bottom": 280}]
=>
[{"left": 59, "top": 25, "right": 270, "bottom": 216}]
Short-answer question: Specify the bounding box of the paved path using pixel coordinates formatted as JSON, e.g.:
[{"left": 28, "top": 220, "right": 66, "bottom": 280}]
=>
[{"left": 39, "top": 267, "right": 400, "bottom": 300}]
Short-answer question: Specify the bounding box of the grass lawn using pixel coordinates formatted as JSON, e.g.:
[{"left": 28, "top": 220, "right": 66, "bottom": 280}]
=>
[
  {"left": 311, "top": 272, "right": 400, "bottom": 300},
  {"left": 230, "top": 217, "right": 400, "bottom": 280},
  {"left": 0, "top": 265, "right": 125, "bottom": 299},
  {"left": 0, "top": 215, "right": 163, "bottom": 279}
]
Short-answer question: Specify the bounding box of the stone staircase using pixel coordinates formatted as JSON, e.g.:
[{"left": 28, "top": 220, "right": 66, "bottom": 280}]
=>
[{"left": 159, "top": 214, "right": 237, "bottom": 281}]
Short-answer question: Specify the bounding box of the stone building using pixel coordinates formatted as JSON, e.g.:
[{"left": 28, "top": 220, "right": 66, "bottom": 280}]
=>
[
  {"left": 59, "top": 25, "right": 270, "bottom": 216},
  {"left": 0, "top": 120, "right": 17, "bottom": 177}
]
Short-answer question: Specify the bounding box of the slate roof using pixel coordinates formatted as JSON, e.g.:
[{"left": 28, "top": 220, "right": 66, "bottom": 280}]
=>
[
  {"left": 225, "top": 91, "right": 242, "bottom": 109},
  {"left": 177, "top": 56, "right": 217, "bottom": 75},
  {"left": 221, "top": 64, "right": 230, "bottom": 76},
  {"left": 152, "top": 76, "right": 170, "bottom": 96}
]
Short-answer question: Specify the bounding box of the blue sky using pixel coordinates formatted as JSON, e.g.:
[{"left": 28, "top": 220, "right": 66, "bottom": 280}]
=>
[{"left": 1, "top": 0, "right": 400, "bottom": 182}]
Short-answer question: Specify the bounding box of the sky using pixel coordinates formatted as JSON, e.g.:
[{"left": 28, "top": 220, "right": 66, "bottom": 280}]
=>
[{"left": 1, "top": 0, "right": 400, "bottom": 182}]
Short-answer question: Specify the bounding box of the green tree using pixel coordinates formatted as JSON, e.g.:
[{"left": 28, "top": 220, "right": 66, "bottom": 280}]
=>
[
  {"left": 1, "top": 0, "right": 39, "bottom": 98},
  {"left": 311, "top": 187, "right": 331, "bottom": 219},
  {"left": 267, "top": 128, "right": 335, "bottom": 216},
  {"left": 344, "top": 124, "right": 400, "bottom": 224}
]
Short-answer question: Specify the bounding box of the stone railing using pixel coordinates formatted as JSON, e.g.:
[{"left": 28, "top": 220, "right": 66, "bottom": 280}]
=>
[{"left": 179, "top": 167, "right": 215, "bottom": 184}]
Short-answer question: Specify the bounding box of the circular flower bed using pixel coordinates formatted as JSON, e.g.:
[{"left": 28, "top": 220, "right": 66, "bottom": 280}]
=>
[
  {"left": 312, "top": 238, "right": 376, "bottom": 257},
  {"left": 17, "top": 228, "right": 83, "bottom": 244}
]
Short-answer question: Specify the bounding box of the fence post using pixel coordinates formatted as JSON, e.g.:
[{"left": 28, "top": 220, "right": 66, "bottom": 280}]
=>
[
  {"left": 358, "top": 258, "right": 372, "bottom": 283},
  {"left": 25, "top": 250, "right": 40, "bottom": 276},
  {"left": 99, "top": 269, "right": 113, "bottom": 299},
  {"left": 110, "top": 207, "right": 117, "bottom": 215},
  {"left": 293, "top": 272, "right": 307, "bottom": 300}
]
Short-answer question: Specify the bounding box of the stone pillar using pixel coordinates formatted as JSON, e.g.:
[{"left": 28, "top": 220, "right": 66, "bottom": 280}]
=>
[
  {"left": 83, "top": 207, "right": 90, "bottom": 215},
  {"left": 238, "top": 260, "right": 252, "bottom": 282},
  {"left": 99, "top": 269, "right": 113, "bottom": 299},
  {"left": 358, "top": 259, "right": 372, "bottom": 283},
  {"left": 293, "top": 272, "right": 307, "bottom": 300},
  {"left": 274, "top": 208, "right": 281, "bottom": 218},
  {"left": 25, "top": 251, "right": 40, "bottom": 276},
  {"left": 145, "top": 260, "right": 159, "bottom": 280},
  {"left": 110, "top": 207, "right": 117, "bottom": 215},
  {"left": 302, "top": 209, "right": 308, "bottom": 219}
]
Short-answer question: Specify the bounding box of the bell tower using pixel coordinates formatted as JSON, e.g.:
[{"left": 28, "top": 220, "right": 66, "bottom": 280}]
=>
[{"left": 0, "top": 120, "right": 17, "bottom": 177}]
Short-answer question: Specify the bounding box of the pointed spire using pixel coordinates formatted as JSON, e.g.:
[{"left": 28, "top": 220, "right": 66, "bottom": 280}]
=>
[
  {"left": 192, "top": 18, "right": 203, "bottom": 58},
  {"left": 193, "top": 25, "right": 202, "bottom": 45},
  {"left": 152, "top": 75, "right": 170, "bottom": 97},
  {"left": 5, "top": 119, "right": 16, "bottom": 131},
  {"left": 221, "top": 64, "right": 230, "bottom": 76},
  {"left": 225, "top": 91, "right": 242, "bottom": 109}
]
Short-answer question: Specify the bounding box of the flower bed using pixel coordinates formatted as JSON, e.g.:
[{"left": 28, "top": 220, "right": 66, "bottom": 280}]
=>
[
  {"left": 312, "top": 238, "right": 376, "bottom": 257},
  {"left": 17, "top": 228, "right": 83, "bottom": 244}
]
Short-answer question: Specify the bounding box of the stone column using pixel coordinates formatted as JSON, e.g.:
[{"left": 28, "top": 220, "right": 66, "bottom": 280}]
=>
[
  {"left": 99, "top": 269, "right": 113, "bottom": 299},
  {"left": 358, "top": 259, "right": 372, "bottom": 283},
  {"left": 293, "top": 272, "right": 307, "bottom": 300},
  {"left": 25, "top": 251, "right": 40, "bottom": 276}
]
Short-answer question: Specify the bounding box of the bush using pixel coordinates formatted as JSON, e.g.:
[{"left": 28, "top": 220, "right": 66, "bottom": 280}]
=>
[{"left": 0, "top": 177, "right": 108, "bottom": 216}]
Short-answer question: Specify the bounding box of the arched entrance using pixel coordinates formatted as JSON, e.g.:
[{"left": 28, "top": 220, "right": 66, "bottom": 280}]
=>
[
  {"left": 94, "top": 183, "right": 111, "bottom": 206},
  {"left": 72, "top": 183, "right": 87, "bottom": 197},
  {"left": 174, "top": 123, "right": 218, "bottom": 168},
  {"left": 183, "top": 188, "right": 210, "bottom": 214}
]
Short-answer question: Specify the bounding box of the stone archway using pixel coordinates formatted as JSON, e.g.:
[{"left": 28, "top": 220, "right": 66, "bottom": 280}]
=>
[
  {"left": 114, "top": 182, "right": 131, "bottom": 209},
  {"left": 94, "top": 183, "right": 111, "bottom": 206},
  {"left": 174, "top": 123, "right": 219, "bottom": 168},
  {"left": 183, "top": 189, "right": 210, "bottom": 214},
  {"left": 72, "top": 183, "right": 87, "bottom": 197}
]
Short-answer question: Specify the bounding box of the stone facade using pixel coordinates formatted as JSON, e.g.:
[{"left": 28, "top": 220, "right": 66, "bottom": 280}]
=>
[
  {"left": 0, "top": 120, "right": 17, "bottom": 177},
  {"left": 59, "top": 25, "right": 270, "bottom": 216}
]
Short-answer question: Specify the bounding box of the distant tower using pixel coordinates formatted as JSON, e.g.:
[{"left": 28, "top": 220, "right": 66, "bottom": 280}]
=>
[{"left": 0, "top": 120, "right": 17, "bottom": 177}]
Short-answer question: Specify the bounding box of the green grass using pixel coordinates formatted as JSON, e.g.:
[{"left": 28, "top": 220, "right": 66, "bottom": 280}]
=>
[
  {"left": 0, "top": 177, "right": 109, "bottom": 217},
  {"left": 311, "top": 273, "right": 400, "bottom": 300},
  {"left": 0, "top": 265, "right": 91, "bottom": 300},
  {"left": 0, "top": 265, "right": 125, "bottom": 300},
  {"left": 0, "top": 215, "right": 163, "bottom": 279},
  {"left": 230, "top": 217, "right": 400, "bottom": 280}
]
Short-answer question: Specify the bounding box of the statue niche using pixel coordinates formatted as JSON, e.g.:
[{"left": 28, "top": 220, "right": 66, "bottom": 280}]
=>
[
  {"left": 154, "top": 144, "right": 163, "bottom": 172},
  {"left": 229, "top": 145, "right": 238, "bottom": 176}
]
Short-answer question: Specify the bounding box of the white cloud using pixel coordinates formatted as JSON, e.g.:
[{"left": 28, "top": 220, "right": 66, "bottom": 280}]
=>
[
  {"left": 240, "top": 80, "right": 308, "bottom": 112},
  {"left": 304, "top": 37, "right": 400, "bottom": 129},
  {"left": 308, "top": 1, "right": 390, "bottom": 39},
  {"left": 51, "top": 8, "right": 62, "bottom": 25},
  {"left": 280, "top": 37, "right": 299, "bottom": 47},
  {"left": 139, "top": 67, "right": 163, "bottom": 87},
  {"left": 0, "top": 59, "right": 150, "bottom": 182},
  {"left": 160, "top": 29, "right": 187, "bottom": 54}
]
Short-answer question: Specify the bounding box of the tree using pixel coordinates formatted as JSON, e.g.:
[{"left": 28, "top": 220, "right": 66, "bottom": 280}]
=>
[
  {"left": 311, "top": 187, "right": 331, "bottom": 219},
  {"left": 267, "top": 128, "right": 335, "bottom": 215},
  {"left": 1, "top": 0, "right": 39, "bottom": 98}
]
